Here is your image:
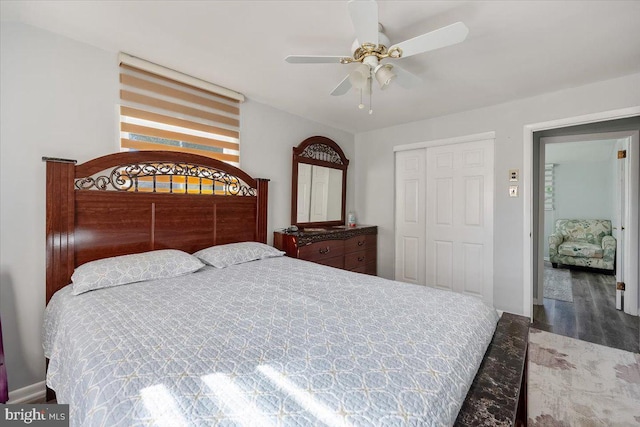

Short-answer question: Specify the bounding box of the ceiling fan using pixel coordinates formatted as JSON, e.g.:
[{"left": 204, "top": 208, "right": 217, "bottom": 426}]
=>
[{"left": 285, "top": 0, "right": 469, "bottom": 113}]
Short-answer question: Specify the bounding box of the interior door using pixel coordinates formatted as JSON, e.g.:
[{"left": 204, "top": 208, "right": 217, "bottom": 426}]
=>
[
  {"left": 309, "top": 165, "right": 329, "bottom": 222},
  {"left": 615, "top": 134, "right": 639, "bottom": 317},
  {"left": 615, "top": 138, "right": 627, "bottom": 310},
  {"left": 395, "top": 149, "right": 426, "bottom": 285},
  {"left": 425, "top": 140, "right": 494, "bottom": 305}
]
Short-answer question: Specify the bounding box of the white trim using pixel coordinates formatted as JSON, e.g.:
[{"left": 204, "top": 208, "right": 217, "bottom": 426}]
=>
[
  {"left": 525, "top": 107, "right": 640, "bottom": 133},
  {"left": 7, "top": 381, "right": 46, "bottom": 404},
  {"left": 523, "top": 106, "right": 640, "bottom": 318},
  {"left": 539, "top": 130, "right": 638, "bottom": 312},
  {"left": 393, "top": 131, "right": 496, "bottom": 152},
  {"left": 119, "top": 52, "right": 245, "bottom": 102}
]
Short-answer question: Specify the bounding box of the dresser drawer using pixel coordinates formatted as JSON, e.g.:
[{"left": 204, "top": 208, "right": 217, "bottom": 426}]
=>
[
  {"left": 348, "top": 261, "right": 376, "bottom": 275},
  {"left": 345, "top": 251, "right": 372, "bottom": 270},
  {"left": 273, "top": 226, "right": 377, "bottom": 276},
  {"left": 345, "top": 234, "right": 376, "bottom": 254},
  {"left": 298, "top": 239, "right": 344, "bottom": 262},
  {"left": 365, "top": 260, "right": 377, "bottom": 275}
]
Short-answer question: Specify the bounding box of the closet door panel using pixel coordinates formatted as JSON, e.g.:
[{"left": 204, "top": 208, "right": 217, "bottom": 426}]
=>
[{"left": 395, "top": 150, "right": 426, "bottom": 285}]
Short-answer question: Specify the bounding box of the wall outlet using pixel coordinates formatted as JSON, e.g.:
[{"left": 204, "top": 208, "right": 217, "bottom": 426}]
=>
[{"left": 509, "top": 169, "right": 519, "bottom": 182}]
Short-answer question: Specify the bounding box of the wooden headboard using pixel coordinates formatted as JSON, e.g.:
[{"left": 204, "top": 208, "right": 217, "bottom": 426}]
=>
[{"left": 44, "top": 151, "right": 269, "bottom": 304}]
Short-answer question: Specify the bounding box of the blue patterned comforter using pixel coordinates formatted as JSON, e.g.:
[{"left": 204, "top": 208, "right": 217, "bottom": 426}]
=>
[{"left": 43, "top": 256, "right": 498, "bottom": 426}]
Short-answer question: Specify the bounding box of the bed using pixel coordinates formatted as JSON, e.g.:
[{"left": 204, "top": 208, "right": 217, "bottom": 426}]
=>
[{"left": 43, "top": 151, "right": 529, "bottom": 426}]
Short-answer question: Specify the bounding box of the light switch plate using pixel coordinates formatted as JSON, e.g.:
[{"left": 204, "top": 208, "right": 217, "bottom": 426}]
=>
[
  {"left": 509, "top": 185, "right": 519, "bottom": 197},
  {"left": 509, "top": 169, "right": 519, "bottom": 182}
]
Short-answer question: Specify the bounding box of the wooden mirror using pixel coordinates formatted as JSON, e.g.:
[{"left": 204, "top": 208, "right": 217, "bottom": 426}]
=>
[{"left": 291, "top": 136, "right": 349, "bottom": 228}]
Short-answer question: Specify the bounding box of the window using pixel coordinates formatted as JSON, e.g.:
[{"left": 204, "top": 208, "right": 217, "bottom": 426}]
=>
[
  {"left": 119, "top": 54, "right": 242, "bottom": 167},
  {"left": 544, "top": 163, "right": 554, "bottom": 210}
]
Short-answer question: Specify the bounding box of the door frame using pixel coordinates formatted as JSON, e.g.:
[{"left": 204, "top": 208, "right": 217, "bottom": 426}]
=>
[
  {"left": 536, "top": 132, "right": 636, "bottom": 305},
  {"left": 523, "top": 107, "right": 640, "bottom": 318}
]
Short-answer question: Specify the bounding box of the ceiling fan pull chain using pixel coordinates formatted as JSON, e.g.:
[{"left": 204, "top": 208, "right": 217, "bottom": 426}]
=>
[
  {"left": 369, "top": 78, "right": 373, "bottom": 114},
  {"left": 358, "top": 88, "right": 365, "bottom": 110}
]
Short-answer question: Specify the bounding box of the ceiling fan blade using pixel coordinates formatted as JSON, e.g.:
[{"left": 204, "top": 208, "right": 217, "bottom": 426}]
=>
[
  {"left": 348, "top": 0, "right": 379, "bottom": 46},
  {"left": 390, "top": 64, "right": 422, "bottom": 89},
  {"left": 330, "top": 75, "right": 352, "bottom": 96},
  {"left": 285, "top": 55, "right": 346, "bottom": 64},
  {"left": 390, "top": 22, "right": 469, "bottom": 58}
]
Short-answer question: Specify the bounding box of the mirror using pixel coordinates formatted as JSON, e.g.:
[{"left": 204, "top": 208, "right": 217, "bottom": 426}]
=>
[
  {"left": 296, "top": 164, "right": 343, "bottom": 223},
  {"left": 291, "top": 136, "right": 349, "bottom": 228}
]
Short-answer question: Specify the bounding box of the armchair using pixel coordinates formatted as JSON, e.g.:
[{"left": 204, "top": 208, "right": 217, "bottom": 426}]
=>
[{"left": 549, "top": 219, "right": 615, "bottom": 273}]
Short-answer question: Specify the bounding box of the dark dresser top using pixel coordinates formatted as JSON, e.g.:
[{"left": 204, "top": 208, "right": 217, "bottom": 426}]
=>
[{"left": 276, "top": 225, "right": 377, "bottom": 245}]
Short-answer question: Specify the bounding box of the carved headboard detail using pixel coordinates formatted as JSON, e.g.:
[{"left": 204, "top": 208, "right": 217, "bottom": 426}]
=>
[{"left": 44, "top": 151, "right": 269, "bottom": 303}]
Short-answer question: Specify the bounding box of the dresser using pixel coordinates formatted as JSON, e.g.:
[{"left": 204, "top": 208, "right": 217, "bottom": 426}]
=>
[{"left": 274, "top": 225, "right": 377, "bottom": 275}]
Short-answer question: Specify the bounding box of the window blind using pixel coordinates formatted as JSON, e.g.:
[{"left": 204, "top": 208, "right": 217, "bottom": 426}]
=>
[
  {"left": 119, "top": 59, "right": 241, "bottom": 167},
  {"left": 544, "top": 163, "right": 554, "bottom": 210}
]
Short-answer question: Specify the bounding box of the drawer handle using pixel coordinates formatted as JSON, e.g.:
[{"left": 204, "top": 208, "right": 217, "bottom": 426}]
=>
[
  {"left": 358, "top": 256, "right": 365, "bottom": 262},
  {"left": 319, "top": 247, "right": 330, "bottom": 254},
  {"left": 357, "top": 241, "right": 365, "bottom": 246}
]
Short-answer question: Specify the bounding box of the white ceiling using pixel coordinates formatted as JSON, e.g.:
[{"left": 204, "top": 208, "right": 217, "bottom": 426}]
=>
[{"left": 2, "top": 1, "right": 639, "bottom": 133}]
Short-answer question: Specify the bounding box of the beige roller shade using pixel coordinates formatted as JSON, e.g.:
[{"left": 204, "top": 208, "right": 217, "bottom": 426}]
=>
[{"left": 119, "top": 60, "right": 241, "bottom": 166}]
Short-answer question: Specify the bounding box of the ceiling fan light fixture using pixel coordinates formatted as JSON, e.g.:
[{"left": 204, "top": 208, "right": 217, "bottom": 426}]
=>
[
  {"left": 374, "top": 64, "right": 395, "bottom": 90},
  {"left": 285, "top": 0, "right": 468, "bottom": 112},
  {"left": 349, "top": 63, "right": 371, "bottom": 89}
]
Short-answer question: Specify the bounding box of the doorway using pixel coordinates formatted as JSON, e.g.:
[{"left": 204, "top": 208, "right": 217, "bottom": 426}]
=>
[
  {"left": 532, "top": 134, "right": 638, "bottom": 352},
  {"left": 524, "top": 112, "right": 640, "bottom": 353}
]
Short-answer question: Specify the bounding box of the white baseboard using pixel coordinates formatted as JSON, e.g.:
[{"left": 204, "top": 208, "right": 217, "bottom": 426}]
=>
[
  {"left": 496, "top": 309, "right": 504, "bottom": 317},
  {"left": 7, "top": 381, "right": 46, "bottom": 404}
]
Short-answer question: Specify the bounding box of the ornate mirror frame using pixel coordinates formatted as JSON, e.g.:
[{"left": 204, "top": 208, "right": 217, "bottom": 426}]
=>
[{"left": 291, "top": 136, "right": 349, "bottom": 228}]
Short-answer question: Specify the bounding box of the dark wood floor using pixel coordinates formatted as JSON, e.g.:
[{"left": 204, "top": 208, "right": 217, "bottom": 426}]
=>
[{"left": 533, "top": 265, "right": 639, "bottom": 353}]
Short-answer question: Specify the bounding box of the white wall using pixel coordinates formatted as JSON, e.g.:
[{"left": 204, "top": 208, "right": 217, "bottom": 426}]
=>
[
  {"left": 554, "top": 161, "right": 615, "bottom": 221},
  {"left": 240, "top": 101, "right": 354, "bottom": 238},
  {"left": 0, "top": 22, "right": 354, "bottom": 394},
  {"left": 354, "top": 72, "right": 640, "bottom": 315},
  {"left": 0, "top": 22, "right": 120, "bottom": 396}
]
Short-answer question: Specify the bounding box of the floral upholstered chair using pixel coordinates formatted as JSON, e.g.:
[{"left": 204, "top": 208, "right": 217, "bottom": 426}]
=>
[{"left": 549, "top": 219, "right": 615, "bottom": 272}]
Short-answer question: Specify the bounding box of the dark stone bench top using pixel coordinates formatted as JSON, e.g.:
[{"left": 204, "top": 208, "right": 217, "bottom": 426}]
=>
[{"left": 455, "top": 312, "right": 530, "bottom": 426}]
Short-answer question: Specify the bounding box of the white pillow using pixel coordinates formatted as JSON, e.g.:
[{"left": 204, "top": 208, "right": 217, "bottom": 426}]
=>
[
  {"left": 71, "top": 249, "right": 205, "bottom": 295},
  {"left": 193, "top": 242, "right": 285, "bottom": 268}
]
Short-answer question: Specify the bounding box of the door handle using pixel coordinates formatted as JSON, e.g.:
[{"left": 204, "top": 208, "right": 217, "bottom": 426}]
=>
[{"left": 319, "top": 247, "right": 330, "bottom": 254}]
